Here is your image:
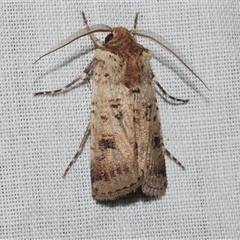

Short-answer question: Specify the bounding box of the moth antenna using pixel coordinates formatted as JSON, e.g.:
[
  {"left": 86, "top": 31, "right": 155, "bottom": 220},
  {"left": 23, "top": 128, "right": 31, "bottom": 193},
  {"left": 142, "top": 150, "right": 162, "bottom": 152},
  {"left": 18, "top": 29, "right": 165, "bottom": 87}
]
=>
[
  {"left": 34, "top": 24, "right": 111, "bottom": 63},
  {"left": 133, "top": 29, "right": 209, "bottom": 90}
]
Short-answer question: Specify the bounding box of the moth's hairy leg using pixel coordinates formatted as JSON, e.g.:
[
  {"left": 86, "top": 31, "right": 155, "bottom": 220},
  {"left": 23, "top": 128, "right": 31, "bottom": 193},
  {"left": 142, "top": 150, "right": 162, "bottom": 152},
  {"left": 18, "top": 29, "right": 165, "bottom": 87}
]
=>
[
  {"left": 34, "top": 59, "right": 95, "bottom": 96},
  {"left": 81, "top": 11, "right": 103, "bottom": 47},
  {"left": 133, "top": 12, "right": 140, "bottom": 30},
  {"left": 63, "top": 122, "right": 91, "bottom": 178},
  {"left": 164, "top": 148, "right": 185, "bottom": 170},
  {"left": 154, "top": 79, "right": 189, "bottom": 103}
]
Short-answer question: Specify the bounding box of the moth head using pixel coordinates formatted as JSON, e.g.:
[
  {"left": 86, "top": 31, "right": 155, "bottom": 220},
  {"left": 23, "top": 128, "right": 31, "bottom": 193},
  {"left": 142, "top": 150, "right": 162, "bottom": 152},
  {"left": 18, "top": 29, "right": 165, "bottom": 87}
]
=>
[{"left": 104, "top": 27, "right": 134, "bottom": 45}]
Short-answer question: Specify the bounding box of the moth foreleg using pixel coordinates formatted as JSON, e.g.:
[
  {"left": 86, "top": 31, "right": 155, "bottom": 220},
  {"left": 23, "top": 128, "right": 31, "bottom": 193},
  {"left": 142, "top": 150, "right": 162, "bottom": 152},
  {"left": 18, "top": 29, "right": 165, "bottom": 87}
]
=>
[
  {"left": 154, "top": 79, "right": 189, "bottom": 103},
  {"left": 62, "top": 122, "right": 91, "bottom": 178},
  {"left": 164, "top": 148, "right": 185, "bottom": 170},
  {"left": 81, "top": 12, "right": 103, "bottom": 47},
  {"left": 133, "top": 12, "right": 140, "bottom": 30},
  {"left": 34, "top": 60, "right": 95, "bottom": 96}
]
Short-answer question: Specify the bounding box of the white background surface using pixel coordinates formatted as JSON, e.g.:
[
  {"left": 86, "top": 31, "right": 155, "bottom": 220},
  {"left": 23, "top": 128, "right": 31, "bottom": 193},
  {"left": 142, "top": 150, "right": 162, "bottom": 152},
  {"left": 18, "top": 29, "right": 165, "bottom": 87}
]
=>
[{"left": 1, "top": 1, "right": 240, "bottom": 239}]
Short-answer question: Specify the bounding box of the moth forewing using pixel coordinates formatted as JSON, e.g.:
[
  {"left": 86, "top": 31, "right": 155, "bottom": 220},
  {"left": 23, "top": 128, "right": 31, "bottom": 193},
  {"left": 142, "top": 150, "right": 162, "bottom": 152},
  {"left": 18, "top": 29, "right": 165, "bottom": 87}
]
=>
[
  {"left": 90, "top": 56, "right": 144, "bottom": 200},
  {"left": 90, "top": 41, "right": 168, "bottom": 200},
  {"left": 35, "top": 13, "right": 206, "bottom": 200},
  {"left": 140, "top": 82, "right": 168, "bottom": 197}
]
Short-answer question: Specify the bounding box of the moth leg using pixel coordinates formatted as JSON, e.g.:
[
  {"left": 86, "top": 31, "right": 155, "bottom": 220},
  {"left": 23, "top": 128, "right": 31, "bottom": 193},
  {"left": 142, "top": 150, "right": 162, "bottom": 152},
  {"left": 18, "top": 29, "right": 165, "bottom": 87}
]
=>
[
  {"left": 34, "top": 59, "right": 95, "bottom": 96},
  {"left": 154, "top": 79, "right": 189, "bottom": 103},
  {"left": 81, "top": 11, "right": 103, "bottom": 47},
  {"left": 133, "top": 12, "right": 140, "bottom": 30},
  {"left": 165, "top": 148, "right": 185, "bottom": 170},
  {"left": 63, "top": 122, "right": 91, "bottom": 178}
]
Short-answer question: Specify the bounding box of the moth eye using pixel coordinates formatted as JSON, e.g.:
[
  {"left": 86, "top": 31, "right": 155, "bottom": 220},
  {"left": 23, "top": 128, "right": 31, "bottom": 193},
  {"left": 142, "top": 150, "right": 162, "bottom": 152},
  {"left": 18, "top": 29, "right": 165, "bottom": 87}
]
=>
[{"left": 105, "top": 33, "right": 114, "bottom": 44}]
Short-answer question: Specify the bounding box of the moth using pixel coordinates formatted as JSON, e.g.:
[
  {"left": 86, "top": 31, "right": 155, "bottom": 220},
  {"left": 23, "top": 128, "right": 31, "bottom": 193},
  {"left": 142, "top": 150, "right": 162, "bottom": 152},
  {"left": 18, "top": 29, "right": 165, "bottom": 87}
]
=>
[{"left": 34, "top": 12, "right": 207, "bottom": 200}]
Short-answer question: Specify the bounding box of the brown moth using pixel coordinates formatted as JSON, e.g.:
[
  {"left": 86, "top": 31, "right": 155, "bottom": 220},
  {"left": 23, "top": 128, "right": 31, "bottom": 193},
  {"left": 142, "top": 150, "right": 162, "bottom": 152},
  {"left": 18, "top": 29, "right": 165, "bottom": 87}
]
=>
[{"left": 34, "top": 12, "right": 207, "bottom": 200}]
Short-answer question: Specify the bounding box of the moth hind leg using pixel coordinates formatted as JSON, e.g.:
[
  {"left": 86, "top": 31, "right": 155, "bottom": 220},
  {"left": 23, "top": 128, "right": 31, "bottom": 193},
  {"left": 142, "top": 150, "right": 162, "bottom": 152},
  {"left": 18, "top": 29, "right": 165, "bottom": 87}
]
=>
[
  {"left": 62, "top": 123, "right": 91, "bottom": 178},
  {"left": 154, "top": 78, "right": 189, "bottom": 103},
  {"left": 165, "top": 148, "right": 185, "bottom": 170}
]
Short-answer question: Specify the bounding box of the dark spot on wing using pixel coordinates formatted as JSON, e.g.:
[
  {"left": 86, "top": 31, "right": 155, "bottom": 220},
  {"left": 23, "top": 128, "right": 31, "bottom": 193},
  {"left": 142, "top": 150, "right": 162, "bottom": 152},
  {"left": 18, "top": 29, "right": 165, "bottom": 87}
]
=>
[
  {"left": 116, "top": 166, "right": 122, "bottom": 174},
  {"left": 144, "top": 104, "right": 152, "bottom": 121},
  {"left": 153, "top": 136, "right": 161, "bottom": 149},
  {"left": 100, "top": 115, "right": 108, "bottom": 122},
  {"left": 109, "top": 98, "right": 121, "bottom": 102},
  {"left": 99, "top": 138, "right": 116, "bottom": 150},
  {"left": 109, "top": 168, "right": 116, "bottom": 178},
  {"left": 134, "top": 142, "right": 138, "bottom": 158},
  {"left": 122, "top": 164, "right": 130, "bottom": 173},
  {"left": 161, "top": 168, "right": 167, "bottom": 177},
  {"left": 91, "top": 171, "right": 110, "bottom": 183},
  {"left": 115, "top": 110, "right": 123, "bottom": 120},
  {"left": 94, "top": 155, "right": 105, "bottom": 162},
  {"left": 131, "top": 88, "right": 140, "bottom": 93},
  {"left": 110, "top": 104, "right": 120, "bottom": 108}
]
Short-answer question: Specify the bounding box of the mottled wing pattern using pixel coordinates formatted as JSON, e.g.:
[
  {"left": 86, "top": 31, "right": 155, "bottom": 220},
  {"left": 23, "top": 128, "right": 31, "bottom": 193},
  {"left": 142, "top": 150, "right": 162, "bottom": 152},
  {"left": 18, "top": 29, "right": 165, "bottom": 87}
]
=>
[
  {"left": 129, "top": 51, "right": 167, "bottom": 197},
  {"left": 91, "top": 49, "right": 166, "bottom": 200},
  {"left": 138, "top": 80, "right": 167, "bottom": 197},
  {"left": 90, "top": 52, "right": 144, "bottom": 200}
]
